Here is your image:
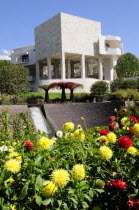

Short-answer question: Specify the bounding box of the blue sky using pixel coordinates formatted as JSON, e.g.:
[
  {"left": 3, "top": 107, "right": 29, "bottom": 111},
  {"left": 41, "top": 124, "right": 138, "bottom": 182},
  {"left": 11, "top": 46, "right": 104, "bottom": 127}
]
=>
[{"left": 0, "top": 0, "right": 139, "bottom": 57}]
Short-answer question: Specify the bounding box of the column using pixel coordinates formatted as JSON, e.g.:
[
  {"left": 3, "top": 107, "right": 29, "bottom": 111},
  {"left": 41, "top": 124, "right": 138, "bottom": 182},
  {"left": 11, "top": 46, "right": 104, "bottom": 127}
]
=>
[
  {"left": 61, "top": 51, "right": 66, "bottom": 80},
  {"left": 110, "top": 57, "right": 116, "bottom": 81},
  {"left": 98, "top": 56, "right": 103, "bottom": 80},
  {"left": 81, "top": 54, "right": 85, "bottom": 79},
  {"left": 47, "top": 57, "right": 52, "bottom": 80},
  {"left": 71, "top": 62, "right": 74, "bottom": 78},
  {"left": 35, "top": 61, "right": 40, "bottom": 86},
  {"left": 67, "top": 59, "right": 71, "bottom": 78}
]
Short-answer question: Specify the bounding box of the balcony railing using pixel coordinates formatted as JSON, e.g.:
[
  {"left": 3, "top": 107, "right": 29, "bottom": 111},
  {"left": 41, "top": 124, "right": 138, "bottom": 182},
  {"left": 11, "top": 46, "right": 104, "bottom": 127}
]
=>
[{"left": 105, "top": 47, "right": 122, "bottom": 55}]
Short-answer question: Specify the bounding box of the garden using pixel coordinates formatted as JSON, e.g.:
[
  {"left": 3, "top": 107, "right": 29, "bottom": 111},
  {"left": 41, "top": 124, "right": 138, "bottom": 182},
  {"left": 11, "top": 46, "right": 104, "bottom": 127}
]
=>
[{"left": 0, "top": 105, "right": 139, "bottom": 210}]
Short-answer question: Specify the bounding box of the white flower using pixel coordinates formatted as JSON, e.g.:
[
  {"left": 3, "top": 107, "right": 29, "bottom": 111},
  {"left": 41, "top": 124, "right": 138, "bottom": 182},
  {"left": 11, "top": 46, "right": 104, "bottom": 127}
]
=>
[
  {"left": 52, "top": 137, "right": 57, "bottom": 141},
  {"left": 56, "top": 131, "right": 63, "bottom": 138},
  {"left": 0, "top": 145, "right": 8, "bottom": 151}
]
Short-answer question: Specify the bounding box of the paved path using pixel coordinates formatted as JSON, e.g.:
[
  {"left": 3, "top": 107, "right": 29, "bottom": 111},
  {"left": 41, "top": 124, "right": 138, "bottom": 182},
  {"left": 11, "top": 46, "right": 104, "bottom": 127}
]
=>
[{"left": 0, "top": 105, "right": 28, "bottom": 116}]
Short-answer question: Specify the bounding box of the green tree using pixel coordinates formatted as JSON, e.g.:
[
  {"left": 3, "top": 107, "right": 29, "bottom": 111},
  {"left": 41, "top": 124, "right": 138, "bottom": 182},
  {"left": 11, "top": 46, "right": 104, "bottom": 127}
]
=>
[
  {"left": 114, "top": 53, "right": 139, "bottom": 78},
  {"left": 0, "top": 61, "right": 30, "bottom": 96}
]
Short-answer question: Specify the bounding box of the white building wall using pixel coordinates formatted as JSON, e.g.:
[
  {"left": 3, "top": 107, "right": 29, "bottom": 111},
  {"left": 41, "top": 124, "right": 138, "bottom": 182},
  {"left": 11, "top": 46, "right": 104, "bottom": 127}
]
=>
[
  {"left": 0, "top": 55, "right": 11, "bottom": 61},
  {"left": 35, "top": 13, "right": 62, "bottom": 60},
  {"left": 11, "top": 45, "right": 35, "bottom": 65},
  {"left": 61, "top": 13, "right": 101, "bottom": 56}
]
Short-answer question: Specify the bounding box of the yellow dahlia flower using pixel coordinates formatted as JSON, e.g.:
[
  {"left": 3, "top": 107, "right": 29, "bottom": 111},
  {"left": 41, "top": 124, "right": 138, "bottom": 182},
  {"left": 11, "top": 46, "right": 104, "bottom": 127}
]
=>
[
  {"left": 99, "top": 146, "right": 113, "bottom": 160},
  {"left": 15, "top": 156, "right": 22, "bottom": 163},
  {"left": 4, "top": 177, "right": 14, "bottom": 186},
  {"left": 37, "top": 137, "right": 55, "bottom": 150},
  {"left": 76, "top": 125, "right": 83, "bottom": 131},
  {"left": 72, "top": 164, "right": 85, "bottom": 180},
  {"left": 72, "top": 129, "right": 85, "bottom": 142},
  {"left": 62, "top": 122, "right": 74, "bottom": 133},
  {"left": 10, "top": 205, "right": 16, "bottom": 210},
  {"left": 51, "top": 169, "right": 70, "bottom": 188},
  {"left": 121, "top": 117, "right": 130, "bottom": 126},
  {"left": 42, "top": 181, "right": 58, "bottom": 197},
  {"left": 107, "top": 132, "right": 117, "bottom": 143},
  {"left": 95, "top": 179, "right": 105, "bottom": 189},
  {"left": 99, "top": 136, "right": 108, "bottom": 145},
  {"left": 7, "top": 152, "right": 19, "bottom": 159},
  {"left": 133, "top": 123, "right": 139, "bottom": 134},
  {"left": 4, "top": 159, "right": 21, "bottom": 173},
  {"left": 8, "top": 146, "right": 15, "bottom": 153},
  {"left": 127, "top": 146, "right": 138, "bottom": 156}
]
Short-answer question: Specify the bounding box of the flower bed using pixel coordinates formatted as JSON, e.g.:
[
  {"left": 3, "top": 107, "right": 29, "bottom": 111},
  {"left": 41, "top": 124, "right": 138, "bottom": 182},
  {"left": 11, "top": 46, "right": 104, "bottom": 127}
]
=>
[{"left": 0, "top": 107, "right": 139, "bottom": 209}]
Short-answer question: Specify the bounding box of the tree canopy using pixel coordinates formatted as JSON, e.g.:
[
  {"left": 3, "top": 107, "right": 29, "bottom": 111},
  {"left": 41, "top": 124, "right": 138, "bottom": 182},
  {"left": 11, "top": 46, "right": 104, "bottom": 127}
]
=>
[
  {"left": 114, "top": 53, "right": 139, "bottom": 78},
  {"left": 0, "top": 60, "right": 30, "bottom": 95}
]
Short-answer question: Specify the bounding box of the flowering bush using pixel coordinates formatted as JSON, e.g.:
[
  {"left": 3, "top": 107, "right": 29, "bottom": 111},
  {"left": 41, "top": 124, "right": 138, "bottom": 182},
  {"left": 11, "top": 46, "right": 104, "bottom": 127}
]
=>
[{"left": 0, "top": 108, "right": 139, "bottom": 209}]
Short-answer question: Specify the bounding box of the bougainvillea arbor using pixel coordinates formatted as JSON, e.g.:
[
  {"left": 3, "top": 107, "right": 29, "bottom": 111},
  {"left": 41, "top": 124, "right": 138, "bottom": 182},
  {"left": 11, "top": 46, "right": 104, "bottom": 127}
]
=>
[{"left": 38, "top": 82, "right": 83, "bottom": 103}]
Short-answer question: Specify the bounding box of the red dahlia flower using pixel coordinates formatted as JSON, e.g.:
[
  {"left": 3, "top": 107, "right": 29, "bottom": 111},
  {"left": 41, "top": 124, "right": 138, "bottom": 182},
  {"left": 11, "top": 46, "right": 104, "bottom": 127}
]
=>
[
  {"left": 129, "top": 116, "right": 137, "bottom": 123},
  {"left": 118, "top": 136, "right": 132, "bottom": 149},
  {"left": 24, "top": 141, "right": 34, "bottom": 151},
  {"left": 128, "top": 198, "right": 139, "bottom": 208},
  {"left": 109, "top": 124, "right": 115, "bottom": 132},
  {"left": 107, "top": 179, "right": 127, "bottom": 190},
  {"left": 100, "top": 129, "right": 109, "bottom": 136},
  {"left": 129, "top": 127, "right": 135, "bottom": 136},
  {"left": 109, "top": 116, "right": 116, "bottom": 122}
]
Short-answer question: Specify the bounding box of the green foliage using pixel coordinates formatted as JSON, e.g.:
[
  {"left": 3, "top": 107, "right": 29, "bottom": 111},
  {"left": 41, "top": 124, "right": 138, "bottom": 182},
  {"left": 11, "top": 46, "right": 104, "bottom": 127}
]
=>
[
  {"left": 126, "top": 89, "right": 139, "bottom": 101},
  {"left": 136, "top": 78, "right": 139, "bottom": 91},
  {"left": 114, "top": 53, "right": 139, "bottom": 78},
  {"left": 74, "top": 93, "right": 90, "bottom": 102},
  {"left": 122, "top": 79, "right": 137, "bottom": 89},
  {"left": 90, "top": 81, "right": 109, "bottom": 98},
  {"left": 115, "top": 89, "right": 128, "bottom": 100},
  {"left": 114, "top": 89, "right": 139, "bottom": 101},
  {"left": 111, "top": 78, "right": 138, "bottom": 92},
  {"left": 110, "top": 78, "right": 124, "bottom": 92},
  {"left": 0, "top": 61, "right": 30, "bottom": 96}
]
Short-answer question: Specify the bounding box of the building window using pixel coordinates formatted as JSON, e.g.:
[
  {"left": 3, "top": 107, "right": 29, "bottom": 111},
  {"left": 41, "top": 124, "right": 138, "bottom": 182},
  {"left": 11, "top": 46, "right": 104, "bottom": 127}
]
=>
[{"left": 22, "top": 54, "right": 29, "bottom": 62}]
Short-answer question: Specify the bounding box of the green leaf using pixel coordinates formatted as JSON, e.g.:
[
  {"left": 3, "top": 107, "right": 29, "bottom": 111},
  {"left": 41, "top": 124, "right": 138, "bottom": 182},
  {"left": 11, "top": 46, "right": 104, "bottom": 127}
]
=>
[
  {"left": 0, "top": 197, "right": 4, "bottom": 206},
  {"left": 35, "top": 175, "right": 43, "bottom": 192},
  {"left": 94, "top": 189, "right": 104, "bottom": 193},
  {"left": 57, "top": 200, "right": 62, "bottom": 207},
  {"left": 82, "top": 201, "right": 89, "bottom": 208},
  {"left": 68, "top": 188, "right": 75, "bottom": 194},
  {"left": 89, "top": 189, "right": 94, "bottom": 198},
  {"left": 84, "top": 194, "right": 92, "bottom": 202},
  {"left": 35, "top": 156, "right": 43, "bottom": 166},
  {"left": 42, "top": 198, "right": 51, "bottom": 205},
  {"left": 70, "top": 197, "right": 78, "bottom": 204},
  {"left": 19, "top": 183, "right": 28, "bottom": 200},
  {"left": 34, "top": 194, "right": 42, "bottom": 206}
]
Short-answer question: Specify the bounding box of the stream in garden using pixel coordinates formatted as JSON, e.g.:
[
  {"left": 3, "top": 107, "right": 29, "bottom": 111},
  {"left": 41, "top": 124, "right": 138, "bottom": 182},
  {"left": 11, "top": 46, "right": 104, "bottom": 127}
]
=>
[{"left": 29, "top": 106, "right": 52, "bottom": 135}]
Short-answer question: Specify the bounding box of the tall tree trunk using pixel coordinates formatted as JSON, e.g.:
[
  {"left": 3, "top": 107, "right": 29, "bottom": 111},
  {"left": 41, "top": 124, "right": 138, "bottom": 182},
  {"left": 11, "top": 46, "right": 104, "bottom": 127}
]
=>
[
  {"left": 61, "top": 88, "right": 66, "bottom": 102},
  {"left": 45, "top": 89, "right": 49, "bottom": 103},
  {"left": 70, "top": 89, "right": 75, "bottom": 102}
]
